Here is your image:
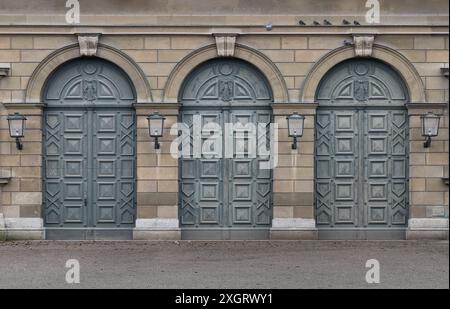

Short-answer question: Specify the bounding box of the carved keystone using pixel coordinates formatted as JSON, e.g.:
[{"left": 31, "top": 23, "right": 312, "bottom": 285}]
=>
[
  {"left": 214, "top": 34, "right": 237, "bottom": 57},
  {"left": 353, "top": 35, "right": 375, "bottom": 57},
  {"left": 77, "top": 34, "right": 101, "bottom": 56}
]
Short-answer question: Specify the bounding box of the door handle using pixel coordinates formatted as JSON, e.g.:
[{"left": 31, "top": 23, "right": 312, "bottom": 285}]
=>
[{"left": 83, "top": 195, "right": 87, "bottom": 207}]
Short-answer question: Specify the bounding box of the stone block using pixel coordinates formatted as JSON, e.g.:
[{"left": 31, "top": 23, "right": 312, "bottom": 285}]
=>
[
  {"left": 281, "top": 36, "right": 307, "bottom": 49},
  {"left": 295, "top": 50, "right": 327, "bottom": 62},
  {"left": 293, "top": 206, "right": 314, "bottom": 219},
  {"left": 171, "top": 36, "right": 213, "bottom": 49},
  {"left": 414, "top": 36, "right": 446, "bottom": 50},
  {"left": 144, "top": 36, "right": 171, "bottom": 49},
  {"left": 294, "top": 180, "right": 314, "bottom": 193},
  {"left": 308, "top": 36, "right": 348, "bottom": 49},
  {"left": 124, "top": 50, "right": 157, "bottom": 62},
  {"left": 20, "top": 179, "right": 41, "bottom": 192},
  {"left": 427, "top": 50, "right": 449, "bottom": 62},
  {"left": 410, "top": 178, "right": 426, "bottom": 191},
  {"left": 137, "top": 180, "right": 157, "bottom": 193},
  {"left": 273, "top": 206, "right": 293, "bottom": 218},
  {"left": 101, "top": 36, "right": 144, "bottom": 49},
  {"left": 158, "top": 49, "right": 191, "bottom": 62},
  {"left": 157, "top": 180, "right": 178, "bottom": 192},
  {"left": 11, "top": 36, "right": 33, "bottom": 49},
  {"left": 411, "top": 192, "right": 444, "bottom": 205},
  {"left": 0, "top": 50, "right": 20, "bottom": 62},
  {"left": 20, "top": 155, "right": 41, "bottom": 166},
  {"left": 157, "top": 205, "right": 178, "bottom": 218},
  {"left": 263, "top": 50, "right": 294, "bottom": 62},
  {"left": 377, "top": 35, "right": 415, "bottom": 49},
  {"left": 273, "top": 180, "right": 294, "bottom": 192},
  {"left": 137, "top": 167, "right": 178, "bottom": 180},
  {"left": 273, "top": 192, "right": 313, "bottom": 206},
  {"left": 240, "top": 36, "right": 281, "bottom": 49},
  {"left": 276, "top": 62, "right": 311, "bottom": 76},
  {"left": 20, "top": 50, "right": 52, "bottom": 62},
  {"left": 137, "top": 205, "right": 157, "bottom": 218},
  {"left": 11, "top": 192, "right": 42, "bottom": 205},
  {"left": 33, "top": 36, "right": 77, "bottom": 49}
]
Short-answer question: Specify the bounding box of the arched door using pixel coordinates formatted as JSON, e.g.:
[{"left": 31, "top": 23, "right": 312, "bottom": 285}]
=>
[
  {"left": 43, "top": 58, "right": 137, "bottom": 240},
  {"left": 315, "top": 59, "right": 409, "bottom": 239},
  {"left": 179, "top": 59, "right": 273, "bottom": 240}
]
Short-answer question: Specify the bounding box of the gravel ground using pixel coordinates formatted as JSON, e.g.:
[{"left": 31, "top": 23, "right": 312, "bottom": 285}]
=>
[{"left": 0, "top": 240, "right": 448, "bottom": 289}]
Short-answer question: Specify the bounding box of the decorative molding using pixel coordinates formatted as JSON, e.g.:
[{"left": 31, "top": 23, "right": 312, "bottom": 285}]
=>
[
  {"left": 301, "top": 45, "right": 426, "bottom": 104},
  {"left": 353, "top": 35, "right": 375, "bottom": 57},
  {"left": 77, "top": 33, "right": 100, "bottom": 56},
  {"left": 0, "top": 63, "right": 10, "bottom": 78},
  {"left": 26, "top": 44, "right": 152, "bottom": 103},
  {"left": 214, "top": 34, "right": 237, "bottom": 57}
]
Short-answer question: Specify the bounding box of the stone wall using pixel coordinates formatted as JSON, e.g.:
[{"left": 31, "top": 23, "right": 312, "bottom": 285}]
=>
[{"left": 0, "top": 28, "right": 448, "bottom": 239}]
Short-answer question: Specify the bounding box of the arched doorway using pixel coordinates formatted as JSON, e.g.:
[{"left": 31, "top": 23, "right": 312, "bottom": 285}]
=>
[
  {"left": 43, "top": 57, "right": 137, "bottom": 240},
  {"left": 179, "top": 58, "right": 273, "bottom": 240},
  {"left": 315, "top": 59, "right": 409, "bottom": 239}
]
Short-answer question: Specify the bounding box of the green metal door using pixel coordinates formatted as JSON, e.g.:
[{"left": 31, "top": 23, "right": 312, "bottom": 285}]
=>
[
  {"left": 179, "top": 59, "right": 273, "bottom": 239},
  {"left": 315, "top": 59, "right": 409, "bottom": 239},
  {"left": 43, "top": 58, "right": 136, "bottom": 240}
]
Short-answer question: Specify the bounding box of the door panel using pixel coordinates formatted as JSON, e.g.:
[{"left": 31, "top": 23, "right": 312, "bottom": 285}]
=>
[
  {"left": 179, "top": 109, "right": 272, "bottom": 235},
  {"left": 315, "top": 108, "right": 409, "bottom": 229},
  {"left": 44, "top": 110, "right": 89, "bottom": 227},
  {"left": 43, "top": 58, "right": 137, "bottom": 239},
  {"left": 314, "top": 59, "right": 409, "bottom": 239},
  {"left": 92, "top": 111, "right": 136, "bottom": 227},
  {"left": 43, "top": 109, "right": 136, "bottom": 237},
  {"left": 179, "top": 59, "right": 274, "bottom": 239}
]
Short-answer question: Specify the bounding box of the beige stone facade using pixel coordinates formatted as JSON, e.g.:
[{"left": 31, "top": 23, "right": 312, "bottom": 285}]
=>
[{"left": 0, "top": 0, "right": 448, "bottom": 240}]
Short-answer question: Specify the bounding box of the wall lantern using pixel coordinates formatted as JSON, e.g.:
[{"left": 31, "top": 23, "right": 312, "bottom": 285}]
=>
[
  {"left": 286, "top": 112, "right": 305, "bottom": 150},
  {"left": 7, "top": 112, "right": 27, "bottom": 150},
  {"left": 421, "top": 112, "right": 440, "bottom": 148},
  {"left": 147, "top": 112, "right": 165, "bottom": 149}
]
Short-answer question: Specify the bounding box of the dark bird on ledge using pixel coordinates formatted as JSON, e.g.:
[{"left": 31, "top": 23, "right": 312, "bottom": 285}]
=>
[
  {"left": 298, "top": 20, "right": 306, "bottom": 26},
  {"left": 342, "top": 19, "right": 351, "bottom": 25},
  {"left": 313, "top": 21, "right": 320, "bottom": 26},
  {"left": 354, "top": 20, "right": 361, "bottom": 25},
  {"left": 323, "top": 19, "right": 332, "bottom": 25}
]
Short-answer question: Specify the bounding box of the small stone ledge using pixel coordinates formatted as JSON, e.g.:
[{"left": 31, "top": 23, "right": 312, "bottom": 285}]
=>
[
  {"left": 133, "top": 218, "right": 181, "bottom": 240},
  {"left": 0, "top": 63, "right": 10, "bottom": 78}
]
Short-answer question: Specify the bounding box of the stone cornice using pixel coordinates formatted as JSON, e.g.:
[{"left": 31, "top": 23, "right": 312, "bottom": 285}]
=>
[{"left": 0, "top": 26, "right": 448, "bottom": 36}]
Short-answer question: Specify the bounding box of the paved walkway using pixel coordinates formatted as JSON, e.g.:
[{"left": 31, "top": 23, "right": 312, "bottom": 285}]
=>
[{"left": 0, "top": 241, "right": 448, "bottom": 289}]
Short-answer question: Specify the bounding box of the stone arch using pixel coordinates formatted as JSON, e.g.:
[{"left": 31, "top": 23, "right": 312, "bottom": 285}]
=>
[
  {"left": 301, "top": 44, "right": 426, "bottom": 104},
  {"left": 26, "top": 43, "right": 152, "bottom": 103},
  {"left": 163, "top": 44, "right": 289, "bottom": 103}
]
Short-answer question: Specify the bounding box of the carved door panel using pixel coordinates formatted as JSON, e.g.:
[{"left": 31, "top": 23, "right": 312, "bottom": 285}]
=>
[
  {"left": 43, "top": 58, "right": 137, "bottom": 239},
  {"left": 44, "top": 110, "right": 89, "bottom": 228},
  {"left": 43, "top": 108, "right": 136, "bottom": 239},
  {"left": 314, "top": 59, "right": 409, "bottom": 239},
  {"left": 315, "top": 108, "right": 409, "bottom": 230},
  {"left": 363, "top": 110, "right": 409, "bottom": 227},
  {"left": 180, "top": 111, "right": 224, "bottom": 227},
  {"left": 179, "top": 59, "right": 274, "bottom": 239},
  {"left": 228, "top": 110, "right": 272, "bottom": 228},
  {"left": 91, "top": 110, "right": 136, "bottom": 228},
  {"left": 179, "top": 108, "right": 272, "bottom": 238}
]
